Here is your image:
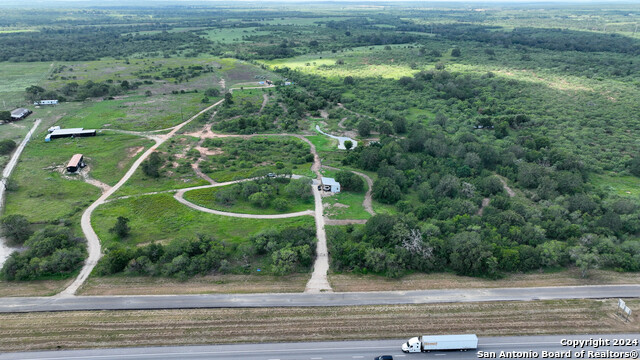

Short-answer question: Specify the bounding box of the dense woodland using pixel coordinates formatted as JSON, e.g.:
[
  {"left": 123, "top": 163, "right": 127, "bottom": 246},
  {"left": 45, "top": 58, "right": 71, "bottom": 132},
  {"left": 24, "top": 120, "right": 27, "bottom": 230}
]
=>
[{"left": 2, "top": 3, "right": 640, "bottom": 280}]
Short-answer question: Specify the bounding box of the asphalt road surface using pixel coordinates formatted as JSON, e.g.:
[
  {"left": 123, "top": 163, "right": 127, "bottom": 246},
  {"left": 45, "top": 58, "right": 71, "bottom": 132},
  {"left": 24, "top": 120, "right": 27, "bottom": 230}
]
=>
[
  {"left": 2, "top": 334, "right": 639, "bottom": 360},
  {"left": 1, "top": 285, "right": 639, "bottom": 313}
]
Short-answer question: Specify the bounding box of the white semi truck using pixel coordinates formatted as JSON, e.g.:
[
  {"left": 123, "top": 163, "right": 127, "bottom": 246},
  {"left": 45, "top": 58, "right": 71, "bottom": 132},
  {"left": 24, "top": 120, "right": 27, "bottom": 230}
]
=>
[{"left": 402, "top": 334, "right": 478, "bottom": 353}]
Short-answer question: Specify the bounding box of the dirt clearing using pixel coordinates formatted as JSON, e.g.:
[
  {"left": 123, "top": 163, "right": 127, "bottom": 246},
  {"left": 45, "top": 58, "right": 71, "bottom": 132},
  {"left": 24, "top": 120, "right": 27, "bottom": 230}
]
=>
[
  {"left": 118, "top": 146, "right": 145, "bottom": 169},
  {"left": 1, "top": 299, "right": 637, "bottom": 351}
]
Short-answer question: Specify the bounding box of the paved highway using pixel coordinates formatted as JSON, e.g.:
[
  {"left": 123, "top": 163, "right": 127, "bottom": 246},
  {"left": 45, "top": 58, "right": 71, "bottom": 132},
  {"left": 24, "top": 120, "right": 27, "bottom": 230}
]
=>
[
  {"left": 1, "top": 285, "right": 639, "bottom": 313},
  {"left": 2, "top": 334, "right": 639, "bottom": 360}
]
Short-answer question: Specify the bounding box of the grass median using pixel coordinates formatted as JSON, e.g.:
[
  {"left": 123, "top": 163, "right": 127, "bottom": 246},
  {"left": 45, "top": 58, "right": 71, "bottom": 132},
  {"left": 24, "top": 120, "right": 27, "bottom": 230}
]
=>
[{"left": 1, "top": 299, "right": 637, "bottom": 352}]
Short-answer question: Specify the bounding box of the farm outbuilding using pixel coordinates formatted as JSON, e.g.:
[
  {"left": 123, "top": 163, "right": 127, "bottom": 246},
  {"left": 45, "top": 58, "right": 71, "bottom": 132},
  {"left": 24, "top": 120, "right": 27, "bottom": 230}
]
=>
[
  {"left": 10, "top": 108, "right": 32, "bottom": 121},
  {"left": 67, "top": 154, "right": 85, "bottom": 172},
  {"left": 34, "top": 100, "right": 58, "bottom": 106},
  {"left": 45, "top": 128, "right": 97, "bottom": 142},
  {"left": 319, "top": 177, "right": 341, "bottom": 193}
]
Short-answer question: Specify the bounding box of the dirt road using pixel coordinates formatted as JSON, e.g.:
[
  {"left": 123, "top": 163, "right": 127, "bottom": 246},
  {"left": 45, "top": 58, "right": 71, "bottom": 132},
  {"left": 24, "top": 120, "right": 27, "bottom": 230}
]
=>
[
  {"left": 499, "top": 176, "right": 516, "bottom": 197},
  {"left": 305, "top": 185, "right": 333, "bottom": 293},
  {"left": 174, "top": 190, "right": 314, "bottom": 219},
  {"left": 0, "top": 119, "right": 41, "bottom": 267}
]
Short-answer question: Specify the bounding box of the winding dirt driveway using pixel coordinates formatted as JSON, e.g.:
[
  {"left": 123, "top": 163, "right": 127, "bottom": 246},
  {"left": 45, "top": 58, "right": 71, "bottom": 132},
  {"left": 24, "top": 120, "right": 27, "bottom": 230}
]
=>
[{"left": 173, "top": 175, "right": 314, "bottom": 219}]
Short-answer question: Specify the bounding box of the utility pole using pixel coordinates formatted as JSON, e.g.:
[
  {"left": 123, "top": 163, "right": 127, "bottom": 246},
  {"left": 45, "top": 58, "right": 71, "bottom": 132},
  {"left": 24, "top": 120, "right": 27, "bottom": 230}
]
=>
[{"left": 634, "top": 23, "right": 638, "bottom": 36}]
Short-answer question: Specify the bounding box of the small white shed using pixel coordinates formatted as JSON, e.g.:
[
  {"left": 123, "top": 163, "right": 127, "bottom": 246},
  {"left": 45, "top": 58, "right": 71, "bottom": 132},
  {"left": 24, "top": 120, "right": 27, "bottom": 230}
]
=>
[{"left": 320, "top": 177, "right": 341, "bottom": 193}]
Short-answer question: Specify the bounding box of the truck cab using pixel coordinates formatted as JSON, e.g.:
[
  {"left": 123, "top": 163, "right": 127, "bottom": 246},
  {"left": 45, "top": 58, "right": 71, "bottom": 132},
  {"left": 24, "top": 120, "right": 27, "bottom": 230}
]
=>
[{"left": 402, "top": 337, "right": 422, "bottom": 353}]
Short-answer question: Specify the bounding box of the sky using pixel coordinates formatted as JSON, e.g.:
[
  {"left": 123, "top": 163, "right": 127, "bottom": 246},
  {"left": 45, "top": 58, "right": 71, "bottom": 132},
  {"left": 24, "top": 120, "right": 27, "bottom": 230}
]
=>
[{"left": 1, "top": 0, "right": 638, "bottom": 8}]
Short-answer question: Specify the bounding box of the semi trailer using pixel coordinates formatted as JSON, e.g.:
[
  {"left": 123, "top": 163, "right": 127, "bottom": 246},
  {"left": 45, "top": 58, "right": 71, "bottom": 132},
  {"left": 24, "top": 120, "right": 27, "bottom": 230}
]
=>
[{"left": 401, "top": 334, "right": 478, "bottom": 353}]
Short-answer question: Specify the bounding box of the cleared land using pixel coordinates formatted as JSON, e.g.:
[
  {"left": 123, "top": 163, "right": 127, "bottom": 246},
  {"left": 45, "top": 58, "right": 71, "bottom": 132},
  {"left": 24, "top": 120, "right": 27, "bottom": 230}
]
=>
[
  {"left": 0, "top": 299, "right": 637, "bottom": 351},
  {"left": 329, "top": 269, "right": 640, "bottom": 292}
]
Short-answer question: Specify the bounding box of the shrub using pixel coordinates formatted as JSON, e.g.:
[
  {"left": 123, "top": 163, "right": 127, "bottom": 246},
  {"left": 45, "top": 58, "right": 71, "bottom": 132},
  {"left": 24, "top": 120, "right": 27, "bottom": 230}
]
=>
[
  {"left": 0, "top": 214, "right": 31, "bottom": 244},
  {"left": 0, "top": 139, "right": 17, "bottom": 155}
]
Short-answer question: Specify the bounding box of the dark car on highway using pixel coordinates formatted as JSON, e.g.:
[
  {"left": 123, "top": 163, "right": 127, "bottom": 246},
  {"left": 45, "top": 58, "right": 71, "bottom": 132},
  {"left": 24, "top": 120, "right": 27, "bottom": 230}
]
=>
[{"left": 374, "top": 356, "right": 393, "bottom": 360}]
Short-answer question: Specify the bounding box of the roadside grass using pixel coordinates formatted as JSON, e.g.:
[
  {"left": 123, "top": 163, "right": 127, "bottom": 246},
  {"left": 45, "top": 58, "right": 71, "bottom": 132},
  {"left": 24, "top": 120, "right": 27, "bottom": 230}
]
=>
[
  {"left": 183, "top": 183, "right": 314, "bottom": 215},
  {"left": 0, "top": 278, "right": 72, "bottom": 297},
  {"left": 1, "top": 298, "right": 637, "bottom": 351},
  {"left": 92, "top": 193, "right": 315, "bottom": 248},
  {"left": 79, "top": 273, "right": 309, "bottom": 295},
  {"left": 591, "top": 173, "right": 640, "bottom": 198},
  {"left": 4, "top": 133, "right": 153, "bottom": 223},
  {"left": 329, "top": 269, "right": 640, "bottom": 292}
]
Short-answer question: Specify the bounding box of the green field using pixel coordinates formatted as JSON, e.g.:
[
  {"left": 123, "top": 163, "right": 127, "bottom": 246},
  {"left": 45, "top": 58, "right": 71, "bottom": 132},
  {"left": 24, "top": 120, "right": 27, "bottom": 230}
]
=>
[
  {"left": 4, "top": 133, "right": 153, "bottom": 223},
  {"left": 93, "top": 193, "right": 315, "bottom": 248},
  {"left": 57, "top": 93, "right": 204, "bottom": 131},
  {"left": 0, "top": 61, "right": 52, "bottom": 109}
]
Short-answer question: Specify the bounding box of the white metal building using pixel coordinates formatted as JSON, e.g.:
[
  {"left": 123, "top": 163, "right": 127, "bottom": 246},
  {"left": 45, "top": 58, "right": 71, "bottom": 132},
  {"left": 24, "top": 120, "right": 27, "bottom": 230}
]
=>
[{"left": 320, "top": 177, "right": 341, "bottom": 193}]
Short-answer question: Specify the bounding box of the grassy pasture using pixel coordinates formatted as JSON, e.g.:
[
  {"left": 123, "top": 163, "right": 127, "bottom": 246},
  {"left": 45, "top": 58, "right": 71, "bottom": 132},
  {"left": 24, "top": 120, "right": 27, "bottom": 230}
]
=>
[
  {"left": 57, "top": 93, "right": 203, "bottom": 131},
  {"left": 4, "top": 133, "right": 153, "bottom": 223},
  {"left": 0, "top": 61, "right": 52, "bottom": 109},
  {"left": 92, "top": 193, "right": 315, "bottom": 248}
]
